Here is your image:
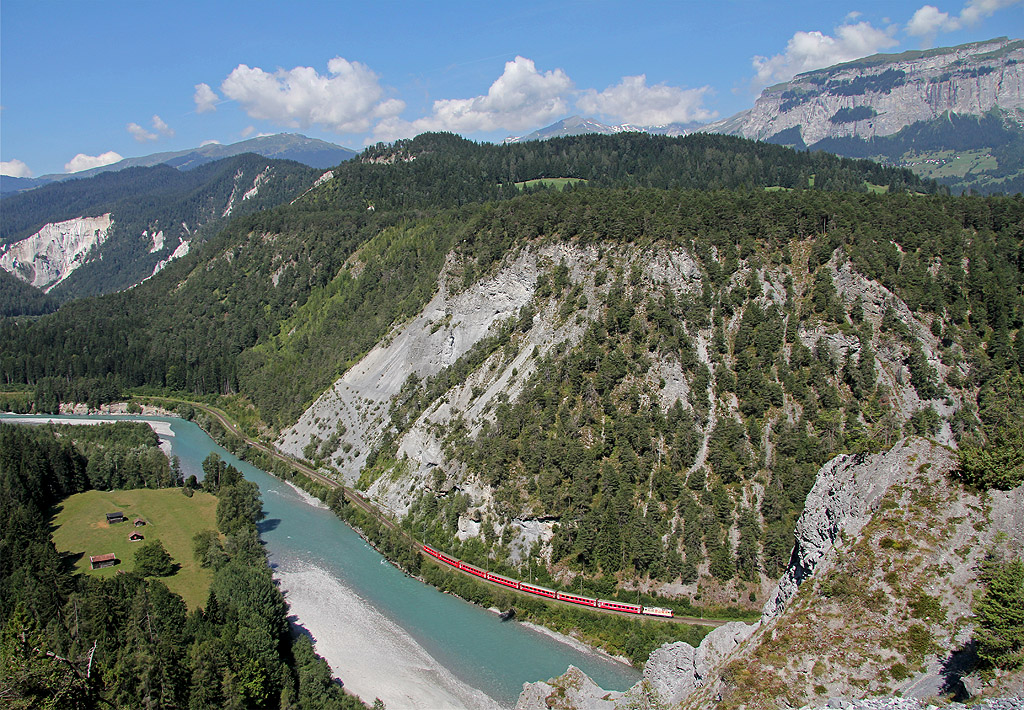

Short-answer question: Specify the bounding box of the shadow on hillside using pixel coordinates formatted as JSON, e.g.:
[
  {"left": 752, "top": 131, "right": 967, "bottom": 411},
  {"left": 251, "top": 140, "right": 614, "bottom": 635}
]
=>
[{"left": 940, "top": 641, "right": 978, "bottom": 701}]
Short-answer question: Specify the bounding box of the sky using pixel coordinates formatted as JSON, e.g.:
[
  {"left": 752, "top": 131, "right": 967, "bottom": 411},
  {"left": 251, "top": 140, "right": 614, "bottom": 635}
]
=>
[{"left": 2, "top": 0, "right": 1022, "bottom": 178}]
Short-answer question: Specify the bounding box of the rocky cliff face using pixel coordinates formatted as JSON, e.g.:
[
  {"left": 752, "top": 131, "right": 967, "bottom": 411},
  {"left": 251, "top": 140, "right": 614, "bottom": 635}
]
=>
[
  {"left": 679, "top": 439, "right": 1024, "bottom": 709},
  {"left": 761, "top": 439, "right": 951, "bottom": 622},
  {"left": 710, "top": 37, "right": 1024, "bottom": 145},
  {"left": 0, "top": 214, "right": 112, "bottom": 291}
]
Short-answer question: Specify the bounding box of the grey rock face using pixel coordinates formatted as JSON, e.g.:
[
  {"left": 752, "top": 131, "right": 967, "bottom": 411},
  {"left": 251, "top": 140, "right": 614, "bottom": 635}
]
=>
[
  {"left": 643, "top": 621, "right": 758, "bottom": 705},
  {"left": 761, "top": 438, "right": 952, "bottom": 623},
  {"left": 515, "top": 666, "right": 621, "bottom": 710},
  {"left": 708, "top": 37, "right": 1024, "bottom": 145}
]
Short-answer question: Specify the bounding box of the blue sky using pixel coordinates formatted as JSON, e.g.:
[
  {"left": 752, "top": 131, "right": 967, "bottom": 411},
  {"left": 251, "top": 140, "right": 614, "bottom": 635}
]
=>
[{"left": 2, "top": 0, "right": 1022, "bottom": 177}]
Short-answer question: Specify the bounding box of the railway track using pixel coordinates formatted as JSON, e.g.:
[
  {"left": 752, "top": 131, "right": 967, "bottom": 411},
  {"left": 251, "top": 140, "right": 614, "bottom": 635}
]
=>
[{"left": 142, "top": 397, "right": 733, "bottom": 628}]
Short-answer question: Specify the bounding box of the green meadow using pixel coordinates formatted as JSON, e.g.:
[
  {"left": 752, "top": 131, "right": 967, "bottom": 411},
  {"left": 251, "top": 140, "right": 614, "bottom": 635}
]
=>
[{"left": 51, "top": 488, "right": 218, "bottom": 609}]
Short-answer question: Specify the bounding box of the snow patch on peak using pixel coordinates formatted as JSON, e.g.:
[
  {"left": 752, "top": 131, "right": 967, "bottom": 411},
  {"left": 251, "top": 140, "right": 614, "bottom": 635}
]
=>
[{"left": 0, "top": 214, "right": 113, "bottom": 291}]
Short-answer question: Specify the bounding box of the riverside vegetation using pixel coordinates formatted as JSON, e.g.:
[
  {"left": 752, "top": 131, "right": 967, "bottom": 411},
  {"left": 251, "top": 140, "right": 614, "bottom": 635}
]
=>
[
  {"left": 1, "top": 131, "right": 1022, "bottom": 702},
  {"left": 0, "top": 423, "right": 364, "bottom": 709}
]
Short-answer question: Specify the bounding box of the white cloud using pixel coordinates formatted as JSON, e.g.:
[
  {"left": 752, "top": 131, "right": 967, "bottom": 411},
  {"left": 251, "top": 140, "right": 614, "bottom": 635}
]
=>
[
  {"left": 127, "top": 122, "right": 158, "bottom": 142},
  {"left": 200, "top": 139, "right": 221, "bottom": 146},
  {"left": 907, "top": 5, "right": 957, "bottom": 38},
  {"left": 220, "top": 56, "right": 405, "bottom": 134},
  {"left": 240, "top": 125, "right": 256, "bottom": 138},
  {"left": 577, "top": 75, "right": 716, "bottom": 125},
  {"left": 907, "top": 0, "right": 1022, "bottom": 44},
  {"left": 194, "top": 83, "right": 219, "bottom": 114},
  {"left": 373, "top": 56, "right": 572, "bottom": 141},
  {"left": 960, "top": 0, "right": 1022, "bottom": 25},
  {"left": 152, "top": 115, "right": 174, "bottom": 137},
  {"left": 65, "top": 151, "right": 123, "bottom": 173},
  {"left": 0, "top": 159, "right": 32, "bottom": 178},
  {"left": 751, "top": 21, "right": 898, "bottom": 87}
]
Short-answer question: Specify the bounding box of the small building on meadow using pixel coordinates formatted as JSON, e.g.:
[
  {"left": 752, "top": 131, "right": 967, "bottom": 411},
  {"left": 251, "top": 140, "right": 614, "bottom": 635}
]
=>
[
  {"left": 90, "top": 553, "right": 117, "bottom": 569},
  {"left": 106, "top": 512, "right": 126, "bottom": 524},
  {"left": 128, "top": 532, "right": 144, "bottom": 542},
  {"left": 133, "top": 518, "right": 146, "bottom": 527}
]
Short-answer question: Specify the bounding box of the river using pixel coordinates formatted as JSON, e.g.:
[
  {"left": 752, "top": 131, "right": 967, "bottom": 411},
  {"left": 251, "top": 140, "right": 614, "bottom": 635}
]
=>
[{"left": 1, "top": 413, "right": 640, "bottom": 708}]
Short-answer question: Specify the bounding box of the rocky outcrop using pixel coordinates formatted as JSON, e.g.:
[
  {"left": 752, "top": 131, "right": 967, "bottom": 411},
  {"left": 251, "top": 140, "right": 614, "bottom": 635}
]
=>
[
  {"left": 644, "top": 621, "right": 759, "bottom": 705},
  {"left": 515, "top": 666, "right": 621, "bottom": 710},
  {"left": 761, "top": 438, "right": 952, "bottom": 623},
  {"left": 277, "top": 248, "right": 542, "bottom": 486},
  {"left": 710, "top": 37, "right": 1024, "bottom": 145},
  {"left": 0, "top": 214, "right": 112, "bottom": 291},
  {"left": 516, "top": 622, "right": 759, "bottom": 710}
]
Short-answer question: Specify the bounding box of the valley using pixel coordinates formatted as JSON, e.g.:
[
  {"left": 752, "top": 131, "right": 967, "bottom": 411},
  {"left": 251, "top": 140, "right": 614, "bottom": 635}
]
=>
[{"left": 2, "top": 61, "right": 1023, "bottom": 709}]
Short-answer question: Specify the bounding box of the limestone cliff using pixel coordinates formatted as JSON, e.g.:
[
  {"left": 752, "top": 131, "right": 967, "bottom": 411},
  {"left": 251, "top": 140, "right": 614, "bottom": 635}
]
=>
[
  {"left": 709, "top": 37, "right": 1024, "bottom": 146},
  {"left": 0, "top": 214, "right": 112, "bottom": 291}
]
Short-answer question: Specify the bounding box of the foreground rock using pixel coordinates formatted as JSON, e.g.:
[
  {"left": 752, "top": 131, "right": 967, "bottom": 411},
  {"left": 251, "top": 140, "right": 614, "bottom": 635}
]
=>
[
  {"left": 762, "top": 438, "right": 941, "bottom": 623},
  {"left": 644, "top": 621, "right": 759, "bottom": 705},
  {"left": 515, "top": 666, "right": 621, "bottom": 710},
  {"left": 516, "top": 438, "right": 1024, "bottom": 709}
]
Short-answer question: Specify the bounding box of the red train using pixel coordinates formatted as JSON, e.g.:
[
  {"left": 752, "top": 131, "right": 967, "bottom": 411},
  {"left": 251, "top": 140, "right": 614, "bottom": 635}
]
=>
[{"left": 421, "top": 545, "right": 673, "bottom": 618}]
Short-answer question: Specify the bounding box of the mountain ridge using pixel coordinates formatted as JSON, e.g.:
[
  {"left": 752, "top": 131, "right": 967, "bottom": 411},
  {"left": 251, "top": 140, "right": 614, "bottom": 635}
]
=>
[
  {"left": 0, "top": 133, "right": 355, "bottom": 195},
  {"left": 0, "top": 153, "right": 323, "bottom": 304}
]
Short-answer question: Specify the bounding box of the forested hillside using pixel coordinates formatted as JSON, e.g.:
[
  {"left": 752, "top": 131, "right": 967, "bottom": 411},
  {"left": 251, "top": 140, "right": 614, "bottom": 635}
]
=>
[
  {"left": 0, "top": 132, "right": 936, "bottom": 407},
  {"left": 1, "top": 131, "right": 1021, "bottom": 609},
  {"left": 0, "top": 154, "right": 322, "bottom": 302}
]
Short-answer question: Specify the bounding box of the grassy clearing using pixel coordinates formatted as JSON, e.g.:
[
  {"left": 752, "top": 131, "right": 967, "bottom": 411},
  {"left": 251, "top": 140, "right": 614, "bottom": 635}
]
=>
[
  {"left": 514, "top": 177, "right": 587, "bottom": 191},
  {"left": 51, "top": 488, "right": 218, "bottom": 609},
  {"left": 898, "top": 149, "right": 998, "bottom": 179}
]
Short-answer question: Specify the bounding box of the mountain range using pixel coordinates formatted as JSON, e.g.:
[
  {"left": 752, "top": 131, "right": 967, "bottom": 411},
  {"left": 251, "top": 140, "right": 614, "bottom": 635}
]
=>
[
  {"left": 0, "top": 153, "right": 325, "bottom": 304},
  {"left": 512, "top": 37, "right": 1024, "bottom": 195},
  {"left": 0, "top": 133, "right": 355, "bottom": 195}
]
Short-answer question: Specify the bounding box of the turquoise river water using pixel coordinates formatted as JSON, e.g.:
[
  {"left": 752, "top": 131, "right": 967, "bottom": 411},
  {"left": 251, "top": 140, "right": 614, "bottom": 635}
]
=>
[{"left": 1, "top": 413, "right": 640, "bottom": 707}]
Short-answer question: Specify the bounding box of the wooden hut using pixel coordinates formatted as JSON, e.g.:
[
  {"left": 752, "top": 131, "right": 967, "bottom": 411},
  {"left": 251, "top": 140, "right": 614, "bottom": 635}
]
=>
[
  {"left": 133, "top": 518, "right": 146, "bottom": 527},
  {"left": 90, "top": 553, "right": 117, "bottom": 569},
  {"left": 128, "top": 531, "right": 144, "bottom": 542},
  {"left": 106, "top": 512, "right": 126, "bottom": 524}
]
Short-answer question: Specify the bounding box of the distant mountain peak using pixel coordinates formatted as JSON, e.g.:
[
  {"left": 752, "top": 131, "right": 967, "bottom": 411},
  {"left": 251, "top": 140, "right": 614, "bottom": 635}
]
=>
[
  {"left": 505, "top": 115, "right": 703, "bottom": 143},
  {"left": 0, "top": 134, "right": 358, "bottom": 196}
]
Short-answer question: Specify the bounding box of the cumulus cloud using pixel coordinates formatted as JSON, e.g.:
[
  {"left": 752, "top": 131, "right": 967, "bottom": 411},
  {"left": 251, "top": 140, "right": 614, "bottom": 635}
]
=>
[
  {"left": 194, "top": 82, "right": 219, "bottom": 113},
  {"left": 907, "top": 0, "right": 1022, "bottom": 45},
  {"left": 907, "top": 5, "right": 957, "bottom": 39},
  {"left": 65, "top": 151, "right": 123, "bottom": 173},
  {"left": 577, "top": 75, "right": 716, "bottom": 125},
  {"left": 200, "top": 139, "right": 221, "bottom": 146},
  {"left": 960, "top": 0, "right": 1022, "bottom": 25},
  {"left": 152, "top": 115, "right": 174, "bottom": 137},
  {"left": 0, "top": 159, "right": 33, "bottom": 178},
  {"left": 751, "top": 21, "right": 898, "bottom": 88},
  {"left": 220, "top": 56, "right": 405, "bottom": 134},
  {"left": 128, "top": 122, "right": 158, "bottom": 142},
  {"left": 373, "top": 56, "right": 572, "bottom": 141}
]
